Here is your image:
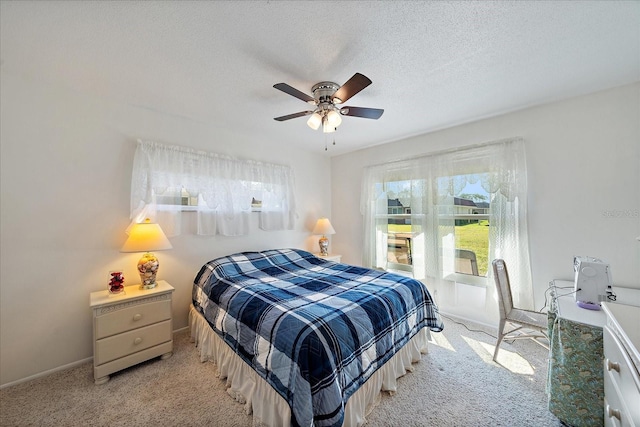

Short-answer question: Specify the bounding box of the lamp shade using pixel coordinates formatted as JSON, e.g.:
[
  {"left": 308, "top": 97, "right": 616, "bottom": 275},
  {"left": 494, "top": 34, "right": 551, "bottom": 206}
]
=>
[
  {"left": 312, "top": 218, "right": 336, "bottom": 236},
  {"left": 322, "top": 117, "right": 337, "bottom": 133},
  {"left": 121, "top": 219, "right": 173, "bottom": 253},
  {"left": 326, "top": 109, "right": 342, "bottom": 128},
  {"left": 307, "top": 112, "right": 322, "bottom": 130}
]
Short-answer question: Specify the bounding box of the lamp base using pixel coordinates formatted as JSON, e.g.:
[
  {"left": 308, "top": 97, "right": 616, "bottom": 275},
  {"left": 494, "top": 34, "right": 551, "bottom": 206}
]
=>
[
  {"left": 140, "top": 281, "right": 158, "bottom": 290},
  {"left": 318, "top": 236, "right": 329, "bottom": 256},
  {"left": 137, "top": 252, "right": 160, "bottom": 289}
]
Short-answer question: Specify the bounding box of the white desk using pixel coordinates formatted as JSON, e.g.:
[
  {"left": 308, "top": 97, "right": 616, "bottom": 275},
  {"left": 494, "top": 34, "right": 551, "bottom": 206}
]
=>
[
  {"left": 553, "top": 280, "right": 640, "bottom": 327},
  {"left": 548, "top": 280, "right": 640, "bottom": 427}
]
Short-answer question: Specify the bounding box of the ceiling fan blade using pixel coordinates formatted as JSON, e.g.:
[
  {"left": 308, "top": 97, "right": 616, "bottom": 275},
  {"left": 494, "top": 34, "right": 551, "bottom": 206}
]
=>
[
  {"left": 340, "top": 107, "right": 384, "bottom": 119},
  {"left": 332, "top": 73, "right": 372, "bottom": 103},
  {"left": 273, "top": 83, "right": 315, "bottom": 103},
  {"left": 274, "top": 111, "right": 314, "bottom": 121}
]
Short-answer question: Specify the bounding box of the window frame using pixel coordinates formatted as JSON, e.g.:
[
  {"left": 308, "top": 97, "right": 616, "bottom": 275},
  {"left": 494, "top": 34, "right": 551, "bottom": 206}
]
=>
[{"left": 377, "top": 184, "right": 492, "bottom": 284}]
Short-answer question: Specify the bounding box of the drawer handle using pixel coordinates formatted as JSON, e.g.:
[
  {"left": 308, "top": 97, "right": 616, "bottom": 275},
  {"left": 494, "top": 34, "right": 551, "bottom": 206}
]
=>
[
  {"left": 133, "top": 314, "right": 143, "bottom": 322},
  {"left": 606, "top": 405, "right": 621, "bottom": 421},
  {"left": 133, "top": 337, "right": 143, "bottom": 345},
  {"left": 606, "top": 359, "right": 620, "bottom": 373}
]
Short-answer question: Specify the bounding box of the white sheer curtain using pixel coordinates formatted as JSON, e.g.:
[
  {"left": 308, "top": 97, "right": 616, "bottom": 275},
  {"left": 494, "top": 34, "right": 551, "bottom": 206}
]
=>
[
  {"left": 361, "top": 138, "right": 534, "bottom": 310},
  {"left": 130, "top": 140, "right": 296, "bottom": 236}
]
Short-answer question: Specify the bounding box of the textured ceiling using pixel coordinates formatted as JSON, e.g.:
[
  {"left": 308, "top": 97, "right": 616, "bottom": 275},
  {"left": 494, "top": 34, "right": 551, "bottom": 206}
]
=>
[{"left": 1, "top": 1, "right": 639, "bottom": 155}]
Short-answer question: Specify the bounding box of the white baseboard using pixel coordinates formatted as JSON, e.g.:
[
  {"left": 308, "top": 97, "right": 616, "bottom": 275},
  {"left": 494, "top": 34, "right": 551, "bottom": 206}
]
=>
[
  {"left": 0, "top": 328, "right": 190, "bottom": 390},
  {"left": 0, "top": 357, "right": 93, "bottom": 390},
  {"left": 439, "top": 310, "right": 496, "bottom": 330}
]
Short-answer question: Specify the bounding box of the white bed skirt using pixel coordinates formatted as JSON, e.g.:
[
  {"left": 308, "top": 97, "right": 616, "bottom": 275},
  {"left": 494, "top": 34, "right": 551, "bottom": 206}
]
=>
[{"left": 189, "top": 304, "right": 430, "bottom": 427}]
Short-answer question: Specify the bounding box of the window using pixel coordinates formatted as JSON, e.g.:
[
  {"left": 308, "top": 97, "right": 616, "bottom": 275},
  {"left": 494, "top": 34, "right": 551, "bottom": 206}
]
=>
[
  {"left": 361, "top": 138, "right": 535, "bottom": 311},
  {"left": 381, "top": 180, "right": 419, "bottom": 274},
  {"left": 156, "top": 187, "right": 199, "bottom": 208},
  {"left": 130, "top": 140, "right": 296, "bottom": 236},
  {"left": 156, "top": 185, "right": 263, "bottom": 211},
  {"left": 441, "top": 174, "right": 490, "bottom": 278},
  {"left": 377, "top": 175, "right": 490, "bottom": 279}
]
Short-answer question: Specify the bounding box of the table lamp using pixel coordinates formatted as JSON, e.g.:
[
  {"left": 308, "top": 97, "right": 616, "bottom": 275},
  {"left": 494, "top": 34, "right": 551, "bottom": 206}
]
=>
[
  {"left": 121, "top": 218, "right": 173, "bottom": 289},
  {"left": 312, "top": 218, "right": 336, "bottom": 256}
]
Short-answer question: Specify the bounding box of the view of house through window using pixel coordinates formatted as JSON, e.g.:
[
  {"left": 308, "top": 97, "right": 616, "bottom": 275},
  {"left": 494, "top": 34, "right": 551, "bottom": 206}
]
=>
[
  {"left": 382, "top": 180, "right": 415, "bottom": 274},
  {"left": 386, "top": 191, "right": 412, "bottom": 268},
  {"left": 449, "top": 175, "right": 490, "bottom": 277},
  {"left": 384, "top": 174, "right": 490, "bottom": 277}
]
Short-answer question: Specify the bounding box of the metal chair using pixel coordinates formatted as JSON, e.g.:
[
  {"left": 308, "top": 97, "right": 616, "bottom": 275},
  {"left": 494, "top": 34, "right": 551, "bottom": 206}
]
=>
[{"left": 492, "top": 259, "right": 548, "bottom": 362}]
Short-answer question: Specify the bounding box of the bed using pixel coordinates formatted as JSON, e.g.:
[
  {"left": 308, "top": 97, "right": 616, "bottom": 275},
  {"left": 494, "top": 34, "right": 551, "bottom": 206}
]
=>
[{"left": 190, "top": 248, "right": 444, "bottom": 427}]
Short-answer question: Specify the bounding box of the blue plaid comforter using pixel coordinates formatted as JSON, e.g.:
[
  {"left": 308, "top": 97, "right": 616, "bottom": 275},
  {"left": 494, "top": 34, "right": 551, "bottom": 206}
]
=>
[{"left": 192, "top": 248, "right": 443, "bottom": 427}]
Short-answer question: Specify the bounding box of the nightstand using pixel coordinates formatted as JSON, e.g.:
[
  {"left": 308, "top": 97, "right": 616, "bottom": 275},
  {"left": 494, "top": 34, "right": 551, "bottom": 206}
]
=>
[
  {"left": 90, "top": 280, "right": 174, "bottom": 385},
  {"left": 315, "top": 253, "right": 342, "bottom": 262}
]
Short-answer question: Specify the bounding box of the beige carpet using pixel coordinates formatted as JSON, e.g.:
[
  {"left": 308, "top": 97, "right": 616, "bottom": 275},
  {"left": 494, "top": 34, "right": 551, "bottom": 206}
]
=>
[{"left": 0, "top": 316, "right": 561, "bottom": 426}]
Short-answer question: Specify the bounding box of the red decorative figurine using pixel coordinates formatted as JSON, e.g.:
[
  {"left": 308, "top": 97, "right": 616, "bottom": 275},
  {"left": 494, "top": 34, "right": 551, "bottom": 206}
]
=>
[{"left": 108, "top": 271, "right": 125, "bottom": 294}]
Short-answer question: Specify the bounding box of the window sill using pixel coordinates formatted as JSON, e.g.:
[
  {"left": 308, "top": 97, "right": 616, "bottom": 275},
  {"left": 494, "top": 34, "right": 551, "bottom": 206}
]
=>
[{"left": 443, "top": 273, "right": 488, "bottom": 287}]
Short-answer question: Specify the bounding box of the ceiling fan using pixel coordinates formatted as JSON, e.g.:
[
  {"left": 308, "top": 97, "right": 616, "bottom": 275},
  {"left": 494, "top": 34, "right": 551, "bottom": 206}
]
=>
[{"left": 273, "top": 73, "right": 384, "bottom": 133}]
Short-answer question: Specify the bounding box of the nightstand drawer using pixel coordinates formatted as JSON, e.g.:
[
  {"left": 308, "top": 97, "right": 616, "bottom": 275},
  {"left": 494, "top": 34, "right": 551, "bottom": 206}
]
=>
[
  {"left": 95, "top": 299, "right": 171, "bottom": 339},
  {"left": 95, "top": 320, "right": 172, "bottom": 365}
]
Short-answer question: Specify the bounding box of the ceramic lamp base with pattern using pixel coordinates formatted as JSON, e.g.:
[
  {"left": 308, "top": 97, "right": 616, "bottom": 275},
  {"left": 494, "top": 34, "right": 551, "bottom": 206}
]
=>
[{"left": 137, "top": 252, "right": 160, "bottom": 289}]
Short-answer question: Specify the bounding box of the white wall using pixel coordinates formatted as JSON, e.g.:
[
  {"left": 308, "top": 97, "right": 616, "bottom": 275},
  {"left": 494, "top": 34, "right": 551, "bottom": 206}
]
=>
[
  {"left": 2, "top": 70, "right": 638, "bottom": 387},
  {"left": 0, "top": 71, "right": 331, "bottom": 387},
  {"left": 331, "top": 83, "right": 640, "bottom": 324}
]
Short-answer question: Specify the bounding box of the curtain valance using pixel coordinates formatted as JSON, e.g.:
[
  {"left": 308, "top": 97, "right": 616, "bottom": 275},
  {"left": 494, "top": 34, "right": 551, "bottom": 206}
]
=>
[
  {"left": 360, "top": 138, "right": 526, "bottom": 212},
  {"left": 130, "top": 140, "right": 296, "bottom": 236}
]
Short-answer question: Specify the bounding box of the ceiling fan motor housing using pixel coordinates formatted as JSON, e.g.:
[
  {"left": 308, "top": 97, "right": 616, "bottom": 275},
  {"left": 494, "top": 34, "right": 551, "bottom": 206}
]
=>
[{"left": 311, "top": 81, "right": 341, "bottom": 105}]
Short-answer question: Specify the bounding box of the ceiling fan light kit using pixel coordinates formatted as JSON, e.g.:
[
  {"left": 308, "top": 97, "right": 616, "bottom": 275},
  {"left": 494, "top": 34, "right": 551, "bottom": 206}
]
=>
[{"left": 274, "top": 73, "right": 384, "bottom": 135}]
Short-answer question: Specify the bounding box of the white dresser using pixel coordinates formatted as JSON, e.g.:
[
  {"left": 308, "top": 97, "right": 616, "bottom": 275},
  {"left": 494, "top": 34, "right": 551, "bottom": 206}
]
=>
[
  {"left": 90, "top": 280, "right": 174, "bottom": 384},
  {"left": 602, "top": 302, "right": 640, "bottom": 427}
]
